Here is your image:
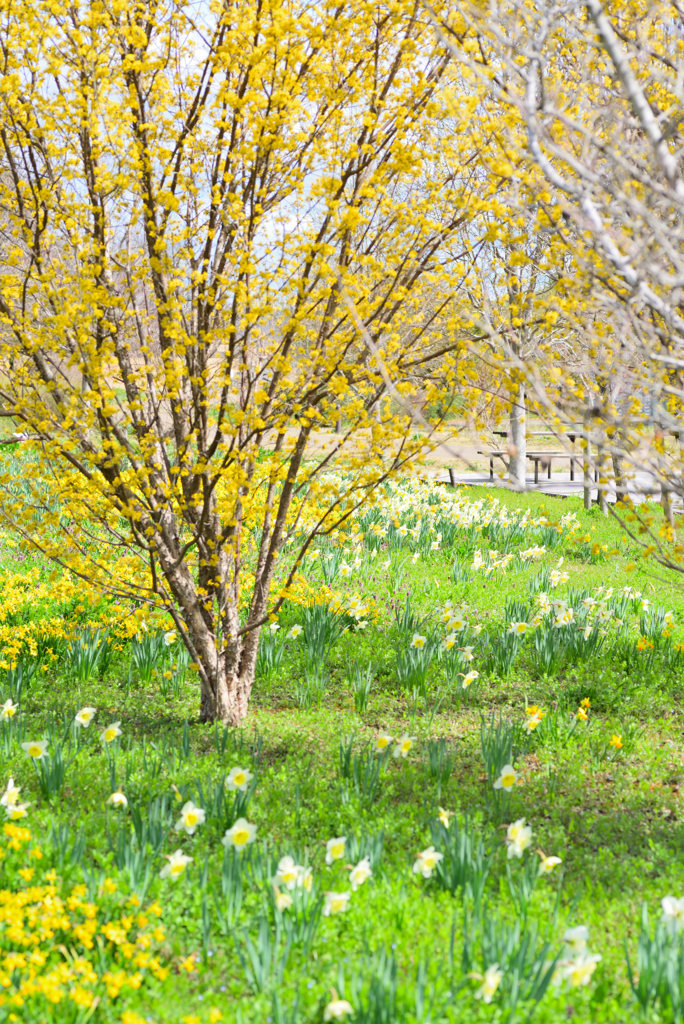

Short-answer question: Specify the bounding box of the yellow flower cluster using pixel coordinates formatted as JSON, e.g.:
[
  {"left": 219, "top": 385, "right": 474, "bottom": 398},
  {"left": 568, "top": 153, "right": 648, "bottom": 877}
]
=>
[{"left": 0, "top": 824, "right": 167, "bottom": 1017}]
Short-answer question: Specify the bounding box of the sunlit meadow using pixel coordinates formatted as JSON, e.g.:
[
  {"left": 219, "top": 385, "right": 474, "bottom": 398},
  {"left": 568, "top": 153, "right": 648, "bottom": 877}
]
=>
[{"left": 1, "top": 474, "right": 684, "bottom": 1024}]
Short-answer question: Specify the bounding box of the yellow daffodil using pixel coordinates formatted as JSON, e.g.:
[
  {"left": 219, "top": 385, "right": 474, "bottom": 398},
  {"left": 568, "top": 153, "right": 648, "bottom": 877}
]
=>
[
  {"left": 325, "top": 836, "right": 346, "bottom": 864},
  {"left": 349, "top": 857, "right": 372, "bottom": 891},
  {"left": 74, "top": 707, "right": 97, "bottom": 728},
  {"left": 160, "top": 850, "right": 193, "bottom": 881},
  {"left": 21, "top": 739, "right": 48, "bottom": 760},
  {"left": 413, "top": 846, "right": 444, "bottom": 878},
  {"left": 580, "top": 698, "right": 591, "bottom": 709},
  {"left": 493, "top": 764, "right": 518, "bottom": 791},
  {"left": 524, "top": 709, "right": 544, "bottom": 732},
  {"left": 576, "top": 707, "right": 588, "bottom": 722},
  {"left": 323, "top": 891, "right": 351, "bottom": 916},
  {"left": 393, "top": 734, "right": 416, "bottom": 758},
  {"left": 222, "top": 817, "right": 257, "bottom": 850},
  {"left": 226, "top": 766, "right": 254, "bottom": 792},
  {"left": 175, "top": 800, "right": 206, "bottom": 835},
  {"left": 102, "top": 722, "right": 122, "bottom": 743},
  {"left": 609, "top": 734, "right": 623, "bottom": 749},
  {"left": 1, "top": 699, "right": 18, "bottom": 721},
  {"left": 5, "top": 802, "right": 29, "bottom": 821}
]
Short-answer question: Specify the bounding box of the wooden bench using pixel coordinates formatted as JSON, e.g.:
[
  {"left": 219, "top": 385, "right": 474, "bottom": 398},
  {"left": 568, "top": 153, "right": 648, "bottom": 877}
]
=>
[{"left": 479, "top": 449, "right": 582, "bottom": 483}]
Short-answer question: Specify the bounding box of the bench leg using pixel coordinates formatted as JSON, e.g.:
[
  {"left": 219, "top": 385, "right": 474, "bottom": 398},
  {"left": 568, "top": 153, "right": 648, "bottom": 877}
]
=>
[
  {"left": 548, "top": 459, "right": 552, "bottom": 479},
  {"left": 534, "top": 460, "right": 539, "bottom": 484},
  {"left": 490, "top": 458, "right": 493, "bottom": 481},
  {"left": 570, "top": 457, "right": 574, "bottom": 481}
]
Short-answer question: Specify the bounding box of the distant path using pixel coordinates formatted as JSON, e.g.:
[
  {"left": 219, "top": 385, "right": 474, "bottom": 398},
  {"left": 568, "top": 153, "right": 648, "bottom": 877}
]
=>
[{"left": 433, "top": 469, "right": 670, "bottom": 505}]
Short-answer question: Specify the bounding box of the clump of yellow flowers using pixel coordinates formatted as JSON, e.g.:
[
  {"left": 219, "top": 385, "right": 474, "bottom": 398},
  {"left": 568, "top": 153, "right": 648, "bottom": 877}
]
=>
[{"left": 0, "top": 822, "right": 167, "bottom": 1018}]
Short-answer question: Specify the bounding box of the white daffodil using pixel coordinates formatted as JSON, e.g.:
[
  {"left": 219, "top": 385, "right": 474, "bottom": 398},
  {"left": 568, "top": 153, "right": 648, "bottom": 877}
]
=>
[
  {"left": 164, "top": 631, "right": 177, "bottom": 645},
  {"left": 107, "top": 791, "right": 128, "bottom": 809},
  {"left": 21, "top": 739, "right": 48, "bottom": 760},
  {"left": 5, "top": 802, "right": 29, "bottom": 821},
  {"left": 374, "top": 732, "right": 393, "bottom": 753},
  {"left": 413, "top": 846, "right": 444, "bottom": 879},
  {"left": 101, "top": 722, "right": 122, "bottom": 744},
  {"left": 269, "top": 621, "right": 280, "bottom": 634},
  {"left": 325, "top": 836, "right": 347, "bottom": 865},
  {"left": 461, "top": 646, "right": 474, "bottom": 662},
  {"left": 411, "top": 633, "right": 427, "bottom": 649},
  {"left": 393, "top": 734, "right": 416, "bottom": 758},
  {"left": 74, "top": 706, "right": 97, "bottom": 728},
  {"left": 563, "top": 926, "right": 589, "bottom": 954},
  {"left": 288, "top": 624, "right": 303, "bottom": 639},
  {"left": 538, "top": 853, "right": 562, "bottom": 875},
  {"left": 505, "top": 819, "right": 533, "bottom": 859},
  {"left": 448, "top": 615, "right": 467, "bottom": 631},
  {"left": 1, "top": 699, "right": 18, "bottom": 721},
  {"left": 443, "top": 633, "right": 457, "bottom": 652},
  {"left": 508, "top": 621, "right": 528, "bottom": 636},
  {"left": 222, "top": 817, "right": 257, "bottom": 850},
  {"left": 275, "top": 856, "right": 301, "bottom": 891},
  {"left": 411, "top": 552, "right": 420, "bottom": 564},
  {"left": 323, "top": 998, "right": 354, "bottom": 1021},
  {"left": 438, "top": 806, "right": 450, "bottom": 828},
  {"left": 461, "top": 670, "right": 479, "bottom": 689},
  {"left": 493, "top": 764, "right": 518, "bottom": 791},
  {"left": 175, "top": 800, "right": 206, "bottom": 835},
  {"left": 474, "top": 963, "right": 503, "bottom": 1003},
  {"left": 273, "top": 886, "right": 293, "bottom": 912},
  {"left": 297, "top": 866, "right": 313, "bottom": 892},
  {"left": 349, "top": 857, "right": 372, "bottom": 891},
  {"left": 472, "top": 623, "right": 483, "bottom": 635},
  {"left": 160, "top": 849, "right": 193, "bottom": 881},
  {"left": 563, "top": 953, "right": 602, "bottom": 987},
  {"left": 1, "top": 777, "right": 20, "bottom": 807},
  {"left": 662, "top": 896, "right": 684, "bottom": 930},
  {"left": 226, "top": 766, "right": 254, "bottom": 792},
  {"left": 323, "top": 891, "right": 351, "bottom": 916}
]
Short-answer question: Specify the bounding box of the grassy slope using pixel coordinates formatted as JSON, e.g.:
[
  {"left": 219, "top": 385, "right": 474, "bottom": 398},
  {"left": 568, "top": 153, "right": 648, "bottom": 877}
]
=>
[{"left": 3, "top": 485, "right": 684, "bottom": 1023}]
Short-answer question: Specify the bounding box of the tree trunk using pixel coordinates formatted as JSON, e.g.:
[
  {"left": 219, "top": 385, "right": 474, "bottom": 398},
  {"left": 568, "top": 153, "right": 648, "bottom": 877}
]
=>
[
  {"left": 612, "top": 452, "right": 624, "bottom": 499},
  {"left": 192, "top": 624, "right": 261, "bottom": 726},
  {"left": 509, "top": 383, "right": 526, "bottom": 487}
]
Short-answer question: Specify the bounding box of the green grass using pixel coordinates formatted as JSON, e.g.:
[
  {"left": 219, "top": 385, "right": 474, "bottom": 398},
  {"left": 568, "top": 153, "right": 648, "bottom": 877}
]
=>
[{"left": 2, "top": 483, "right": 684, "bottom": 1023}]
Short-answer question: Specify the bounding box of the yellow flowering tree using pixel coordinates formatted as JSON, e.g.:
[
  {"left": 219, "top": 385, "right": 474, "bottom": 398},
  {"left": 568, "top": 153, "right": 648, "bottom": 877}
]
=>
[{"left": 0, "top": 0, "right": 484, "bottom": 721}]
